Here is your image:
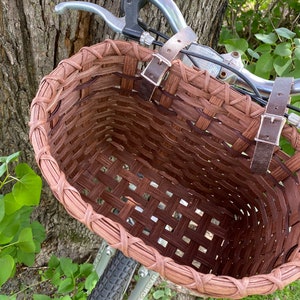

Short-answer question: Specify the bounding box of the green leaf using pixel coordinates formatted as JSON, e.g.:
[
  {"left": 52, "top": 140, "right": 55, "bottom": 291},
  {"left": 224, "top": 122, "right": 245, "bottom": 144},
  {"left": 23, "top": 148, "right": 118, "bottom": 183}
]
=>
[
  {"left": 247, "top": 48, "right": 260, "bottom": 59},
  {"left": 223, "top": 38, "right": 248, "bottom": 53},
  {"left": 48, "top": 255, "right": 60, "bottom": 268},
  {"left": 18, "top": 227, "right": 35, "bottom": 252},
  {"left": 17, "top": 249, "right": 35, "bottom": 266},
  {"left": 79, "top": 263, "right": 93, "bottom": 277},
  {"left": 274, "top": 42, "right": 292, "bottom": 57},
  {"left": 57, "top": 277, "right": 74, "bottom": 294},
  {"left": 295, "top": 47, "right": 300, "bottom": 60},
  {"left": 0, "top": 152, "right": 20, "bottom": 164},
  {"left": 255, "top": 44, "right": 272, "bottom": 53},
  {"left": 280, "top": 137, "right": 295, "bottom": 156},
  {"left": 0, "top": 207, "right": 21, "bottom": 237},
  {"left": 287, "top": 59, "right": 300, "bottom": 78},
  {"left": 4, "top": 192, "right": 22, "bottom": 215},
  {"left": 255, "top": 32, "right": 277, "bottom": 44},
  {"left": 0, "top": 164, "right": 6, "bottom": 178},
  {"left": 273, "top": 56, "right": 293, "bottom": 76},
  {"left": 59, "top": 257, "right": 78, "bottom": 277},
  {"left": 275, "top": 27, "right": 296, "bottom": 39},
  {"left": 0, "top": 196, "right": 5, "bottom": 223},
  {"left": 50, "top": 270, "right": 62, "bottom": 286},
  {"left": 0, "top": 232, "right": 14, "bottom": 245},
  {"left": 73, "top": 291, "right": 85, "bottom": 300},
  {"left": 85, "top": 271, "right": 98, "bottom": 292},
  {"left": 13, "top": 163, "right": 42, "bottom": 207},
  {"left": 255, "top": 52, "right": 274, "bottom": 79},
  {"left": 31, "top": 221, "right": 46, "bottom": 244},
  {"left": 60, "top": 296, "right": 72, "bottom": 300},
  {"left": 0, "top": 255, "right": 15, "bottom": 286},
  {"left": 0, "top": 295, "right": 17, "bottom": 300},
  {"left": 295, "top": 38, "right": 300, "bottom": 46},
  {"left": 33, "top": 295, "right": 52, "bottom": 300},
  {"left": 153, "top": 290, "right": 166, "bottom": 299}
]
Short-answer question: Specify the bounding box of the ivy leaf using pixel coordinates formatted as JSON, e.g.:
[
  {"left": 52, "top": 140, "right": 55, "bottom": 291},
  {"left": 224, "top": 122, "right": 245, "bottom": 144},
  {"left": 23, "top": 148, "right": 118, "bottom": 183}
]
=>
[
  {"left": 13, "top": 163, "right": 42, "bottom": 207},
  {"left": 0, "top": 255, "right": 15, "bottom": 287},
  {"left": 275, "top": 27, "right": 296, "bottom": 39},
  {"left": 273, "top": 56, "right": 293, "bottom": 76},
  {"left": 274, "top": 42, "right": 292, "bottom": 57},
  {"left": 255, "top": 32, "right": 277, "bottom": 44},
  {"left": 18, "top": 227, "right": 36, "bottom": 253},
  {"left": 57, "top": 277, "right": 74, "bottom": 294}
]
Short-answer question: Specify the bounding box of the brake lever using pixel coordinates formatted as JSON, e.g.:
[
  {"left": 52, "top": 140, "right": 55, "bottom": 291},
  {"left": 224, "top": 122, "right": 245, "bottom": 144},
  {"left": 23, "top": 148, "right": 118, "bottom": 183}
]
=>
[
  {"left": 55, "top": 2, "right": 125, "bottom": 34},
  {"left": 55, "top": 1, "right": 188, "bottom": 42}
]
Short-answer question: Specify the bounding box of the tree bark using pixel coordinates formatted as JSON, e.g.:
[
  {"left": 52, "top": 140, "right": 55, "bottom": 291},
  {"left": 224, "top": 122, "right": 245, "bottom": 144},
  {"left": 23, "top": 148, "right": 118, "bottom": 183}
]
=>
[{"left": 0, "top": 0, "right": 227, "bottom": 295}]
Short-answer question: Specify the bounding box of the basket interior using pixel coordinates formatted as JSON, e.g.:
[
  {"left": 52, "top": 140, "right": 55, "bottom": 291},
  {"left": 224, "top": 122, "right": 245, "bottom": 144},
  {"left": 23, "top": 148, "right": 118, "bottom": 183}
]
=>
[{"left": 44, "top": 47, "right": 300, "bottom": 279}]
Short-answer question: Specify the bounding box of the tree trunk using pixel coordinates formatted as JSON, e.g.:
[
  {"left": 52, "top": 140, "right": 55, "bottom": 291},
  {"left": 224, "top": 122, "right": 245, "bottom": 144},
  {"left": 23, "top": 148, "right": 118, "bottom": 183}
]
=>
[{"left": 0, "top": 0, "right": 227, "bottom": 295}]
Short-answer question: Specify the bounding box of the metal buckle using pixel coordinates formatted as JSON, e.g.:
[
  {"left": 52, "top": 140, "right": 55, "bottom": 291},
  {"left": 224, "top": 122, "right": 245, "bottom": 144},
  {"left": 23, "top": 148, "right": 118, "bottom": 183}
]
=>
[
  {"left": 141, "top": 53, "right": 172, "bottom": 86},
  {"left": 254, "top": 113, "right": 286, "bottom": 146}
]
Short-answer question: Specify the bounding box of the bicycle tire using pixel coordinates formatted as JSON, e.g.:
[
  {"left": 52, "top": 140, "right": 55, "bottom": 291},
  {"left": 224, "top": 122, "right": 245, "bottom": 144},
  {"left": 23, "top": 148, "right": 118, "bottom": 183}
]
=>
[{"left": 88, "top": 250, "right": 138, "bottom": 300}]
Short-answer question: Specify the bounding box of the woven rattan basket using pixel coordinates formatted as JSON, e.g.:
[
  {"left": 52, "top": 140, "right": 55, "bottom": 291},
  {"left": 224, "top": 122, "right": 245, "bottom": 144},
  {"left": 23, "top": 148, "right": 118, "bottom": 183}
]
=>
[{"left": 29, "top": 39, "right": 300, "bottom": 299}]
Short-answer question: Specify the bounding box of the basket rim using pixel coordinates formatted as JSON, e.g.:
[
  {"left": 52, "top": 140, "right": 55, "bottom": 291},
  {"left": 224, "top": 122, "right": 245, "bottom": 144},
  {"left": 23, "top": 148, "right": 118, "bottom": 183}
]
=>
[{"left": 29, "top": 39, "right": 300, "bottom": 299}]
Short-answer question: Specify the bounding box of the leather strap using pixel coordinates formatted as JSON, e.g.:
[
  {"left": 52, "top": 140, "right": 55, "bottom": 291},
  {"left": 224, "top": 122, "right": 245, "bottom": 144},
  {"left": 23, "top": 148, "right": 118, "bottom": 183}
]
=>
[
  {"left": 141, "top": 26, "right": 197, "bottom": 88},
  {"left": 250, "top": 77, "right": 293, "bottom": 173}
]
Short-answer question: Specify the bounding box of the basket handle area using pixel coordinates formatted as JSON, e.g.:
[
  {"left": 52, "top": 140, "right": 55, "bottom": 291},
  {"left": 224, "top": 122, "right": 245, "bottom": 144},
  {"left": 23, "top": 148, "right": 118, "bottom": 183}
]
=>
[{"left": 251, "top": 77, "right": 294, "bottom": 173}]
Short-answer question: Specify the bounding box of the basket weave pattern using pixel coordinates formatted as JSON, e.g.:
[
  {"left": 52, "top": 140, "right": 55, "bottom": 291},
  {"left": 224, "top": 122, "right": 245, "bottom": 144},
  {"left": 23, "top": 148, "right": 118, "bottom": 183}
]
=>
[{"left": 30, "top": 39, "right": 300, "bottom": 298}]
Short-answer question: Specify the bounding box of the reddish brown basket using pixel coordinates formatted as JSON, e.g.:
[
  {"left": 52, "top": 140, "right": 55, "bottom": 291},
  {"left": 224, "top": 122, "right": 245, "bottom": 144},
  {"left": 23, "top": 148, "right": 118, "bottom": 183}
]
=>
[{"left": 29, "top": 39, "right": 300, "bottom": 299}]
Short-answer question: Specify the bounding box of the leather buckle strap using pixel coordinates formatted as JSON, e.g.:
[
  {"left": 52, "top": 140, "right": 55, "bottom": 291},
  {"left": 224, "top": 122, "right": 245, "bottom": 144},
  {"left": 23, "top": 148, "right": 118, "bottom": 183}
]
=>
[
  {"left": 250, "top": 77, "right": 294, "bottom": 174},
  {"left": 141, "top": 26, "right": 197, "bottom": 87}
]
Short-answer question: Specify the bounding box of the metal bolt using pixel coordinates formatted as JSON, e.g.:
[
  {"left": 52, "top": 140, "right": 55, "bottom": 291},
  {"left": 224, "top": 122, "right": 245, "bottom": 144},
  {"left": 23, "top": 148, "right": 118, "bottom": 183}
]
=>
[
  {"left": 105, "top": 246, "right": 114, "bottom": 256},
  {"left": 219, "top": 70, "right": 227, "bottom": 79},
  {"left": 138, "top": 266, "right": 149, "bottom": 278},
  {"left": 231, "top": 51, "right": 240, "bottom": 58}
]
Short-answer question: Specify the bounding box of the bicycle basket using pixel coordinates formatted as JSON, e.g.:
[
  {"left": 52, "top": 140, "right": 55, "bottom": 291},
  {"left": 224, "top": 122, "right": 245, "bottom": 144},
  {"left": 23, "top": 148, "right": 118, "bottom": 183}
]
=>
[{"left": 29, "top": 39, "right": 300, "bottom": 299}]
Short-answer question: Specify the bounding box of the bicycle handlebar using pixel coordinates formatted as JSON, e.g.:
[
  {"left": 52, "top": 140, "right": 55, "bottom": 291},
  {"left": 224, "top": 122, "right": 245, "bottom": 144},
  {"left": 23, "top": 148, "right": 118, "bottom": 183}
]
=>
[{"left": 55, "top": 1, "right": 300, "bottom": 97}]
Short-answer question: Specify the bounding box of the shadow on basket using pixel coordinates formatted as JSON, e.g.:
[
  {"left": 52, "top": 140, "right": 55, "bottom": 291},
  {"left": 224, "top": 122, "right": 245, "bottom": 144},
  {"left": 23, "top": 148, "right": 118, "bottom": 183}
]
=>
[{"left": 29, "top": 39, "right": 300, "bottom": 299}]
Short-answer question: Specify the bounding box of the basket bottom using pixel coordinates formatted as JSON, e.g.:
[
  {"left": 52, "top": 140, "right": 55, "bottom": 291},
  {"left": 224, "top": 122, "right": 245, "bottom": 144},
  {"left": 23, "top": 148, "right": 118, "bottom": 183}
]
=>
[{"left": 53, "top": 137, "right": 290, "bottom": 278}]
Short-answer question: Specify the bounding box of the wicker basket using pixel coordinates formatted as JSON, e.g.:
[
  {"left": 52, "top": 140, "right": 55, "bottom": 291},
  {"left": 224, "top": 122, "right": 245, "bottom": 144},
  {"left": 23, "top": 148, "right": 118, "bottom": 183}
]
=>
[{"left": 29, "top": 39, "right": 300, "bottom": 299}]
